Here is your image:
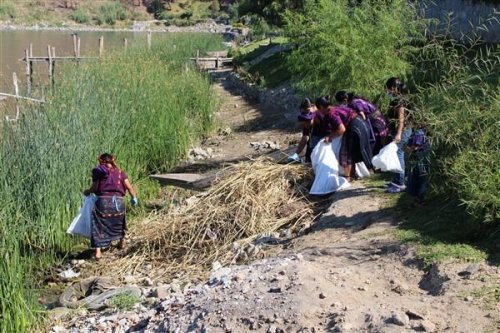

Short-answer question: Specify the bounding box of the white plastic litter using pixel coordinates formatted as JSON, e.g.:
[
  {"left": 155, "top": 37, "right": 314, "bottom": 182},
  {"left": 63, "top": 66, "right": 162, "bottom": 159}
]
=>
[
  {"left": 372, "top": 142, "right": 403, "bottom": 173},
  {"left": 310, "top": 138, "right": 350, "bottom": 195},
  {"left": 67, "top": 196, "right": 96, "bottom": 239},
  {"left": 355, "top": 162, "right": 371, "bottom": 178},
  {"left": 58, "top": 268, "right": 81, "bottom": 281}
]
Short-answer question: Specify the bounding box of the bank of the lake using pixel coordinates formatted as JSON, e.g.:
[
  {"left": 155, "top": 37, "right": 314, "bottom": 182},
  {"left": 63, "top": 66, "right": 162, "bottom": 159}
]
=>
[{"left": 0, "top": 32, "right": 222, "bottom": 332}]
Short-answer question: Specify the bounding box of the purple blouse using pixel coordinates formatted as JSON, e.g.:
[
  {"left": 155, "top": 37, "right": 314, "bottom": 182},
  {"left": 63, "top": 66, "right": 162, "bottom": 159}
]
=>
[
  {"left": 349, "top": 98, "right": 377, "bottom": 116},
  {"left": 329, "top": 106, "right": 357, "bottom": 129},
  {"left": 92, "top": 166, "right": 128, "bottom": 196}
]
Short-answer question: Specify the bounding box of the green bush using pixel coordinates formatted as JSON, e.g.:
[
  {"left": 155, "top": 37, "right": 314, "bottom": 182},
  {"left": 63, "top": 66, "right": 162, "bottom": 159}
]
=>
[
  {"left": 70, "top": 7, "right": 91, "bottom": 24},
  {"left": 411, "top": 39, "right": 500, "bottom": 222},
  {"left": 283, "top": 0, "right": 423, "bottom": 97},
  {"left": 0, "top": 1, "right": 16, "bottom": 19},
  {"left": 95, "top": 1, "right": 127, "bottom": 25},
  {"left": 109, "top": 292, "right": 140, "bottom": 311}
]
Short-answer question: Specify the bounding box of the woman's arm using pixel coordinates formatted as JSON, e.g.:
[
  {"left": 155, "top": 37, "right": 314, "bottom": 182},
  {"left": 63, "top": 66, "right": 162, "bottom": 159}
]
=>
[
  {"left": 324, "top": 124, "right": 346, "bottom": 143},
  {"left": 394, "top": 105, "right": 405, "bottom": 143},
  {"left": 124, "top": 179, "right": 137, "bottom": 198},
  {"left": 83, "top": 181, "right": 99, "bottom": 196},
  {"left": 296, "top": 135, "right": 310, "bottom": 155}
]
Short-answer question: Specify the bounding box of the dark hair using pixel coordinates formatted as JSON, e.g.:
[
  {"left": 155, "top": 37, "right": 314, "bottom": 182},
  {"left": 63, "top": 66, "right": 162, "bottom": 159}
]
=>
[
  {"left": 334, "top": 90, "right": 349, "bottom": 103},
  {"left": 98, "top": 153, "right": 116, "bottom": 167},
  {"left": 315, "top": 96, "right": 330, "bottom": 108},
  {"left": 299, "top": 98, "right": 312, "bottom": 111},
  {"left": 385, "top": 77, "right": 401, "bottom": 90}
]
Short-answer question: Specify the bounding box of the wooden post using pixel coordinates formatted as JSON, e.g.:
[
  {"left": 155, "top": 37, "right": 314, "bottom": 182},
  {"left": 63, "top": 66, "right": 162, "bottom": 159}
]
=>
[
  {"left": 13, "top": 72, "right": 20, "bottom": 120},
  {"left": 124, "top": 38, "right": 128, "bottom": 50},
  {"left": 72, "top": 34, "right": 78, "bottom": 58},
  {"left": 47, "top": 45, "right": 53, "bottom": 86},
  {"left": 147, "top": 31, "right": 152, "bottom": 50},
  {"left": 29, "top": 44, "right": 33, "bottom": 91},
  {"left": 77, "top": 37, "right": 81, "bottom": 58},
  {"left": 99, "top": 36, "right": 104, "bottom": 57},
  {"left": 51, "top": 46, "right": 56, "bottom": 86},
  {"left": 216, "top": 52, "right": 219, "bottom": 69},
  {"left": 196, "top": 50, "right": 199, "bottom": 67},
  {"left": 25, "top": 49, "right": 31, "bottom": 95}
]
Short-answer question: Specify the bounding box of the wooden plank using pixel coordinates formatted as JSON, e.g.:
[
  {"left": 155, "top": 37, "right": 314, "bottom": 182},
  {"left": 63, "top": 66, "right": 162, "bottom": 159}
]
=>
[
  {"left": 149, "top": 173, "right": 216, "bottom": 190},
  {"left": 26, "top": 57, "right": 98, "bottom": 61},
  {"left": 0, "top": 92, "right": 44, "bottom": 103},
  {"left": 13, "top": 72, "right": 20, "bottom": 120}
]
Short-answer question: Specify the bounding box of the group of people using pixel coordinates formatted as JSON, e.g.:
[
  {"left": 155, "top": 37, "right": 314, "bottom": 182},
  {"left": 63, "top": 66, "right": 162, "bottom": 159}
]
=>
[{"left": 290, "top": 77, "right": 431, "bottom": 200}]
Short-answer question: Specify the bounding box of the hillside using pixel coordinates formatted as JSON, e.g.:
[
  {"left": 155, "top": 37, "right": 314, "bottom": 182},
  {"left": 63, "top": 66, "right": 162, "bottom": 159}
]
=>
[{"left": 0, "top": 0, "right": 227, "bottom": 28}]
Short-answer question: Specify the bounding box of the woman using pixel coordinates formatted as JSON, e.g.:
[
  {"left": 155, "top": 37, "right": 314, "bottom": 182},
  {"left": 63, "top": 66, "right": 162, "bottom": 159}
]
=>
[
  {"left": 335, "top": 91, "right": 388, "bottom": 156},
  {"left": 385, "top": 77, "right": 412, "bottom": 193},
  {"left": 289, "top": 98, "right": 317, "bottom": 162},
  {"left": 84, "top": 153, "right": 138, "bottom": 260},
  {"left": 315, "top": 96, "right": 373, "bottom": 181}
]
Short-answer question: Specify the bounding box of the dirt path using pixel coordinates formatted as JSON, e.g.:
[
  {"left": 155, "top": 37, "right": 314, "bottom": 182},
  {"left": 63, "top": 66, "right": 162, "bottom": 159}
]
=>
[{"left": 51, "top": 71, "right": 499, "bottom": 333}]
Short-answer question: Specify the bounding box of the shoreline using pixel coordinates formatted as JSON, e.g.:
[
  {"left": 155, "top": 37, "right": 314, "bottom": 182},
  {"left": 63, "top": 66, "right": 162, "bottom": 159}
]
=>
[{"left": 0, "top": 21, "right": 231, "bottom": 33}]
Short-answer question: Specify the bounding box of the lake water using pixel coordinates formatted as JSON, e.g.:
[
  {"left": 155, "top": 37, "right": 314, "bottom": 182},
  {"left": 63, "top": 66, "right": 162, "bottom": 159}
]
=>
[{"left": 0, "top": 30, "right": 150, "bottom": 93}]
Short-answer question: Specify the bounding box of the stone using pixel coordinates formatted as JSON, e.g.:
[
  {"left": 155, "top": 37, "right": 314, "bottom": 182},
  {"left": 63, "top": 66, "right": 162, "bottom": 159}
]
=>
[
  {"left": 212, "top": 261, "right": 223, "bottom": 271},
  {"left": 267, "top": 324, "right": 277, "bottom": 333},
  {"left": 319, "top": 293, "right": 326, "bottom": 299},
  {"left": 458, "top": 263, "right": 481, "bottom": 279},
  {"left": 420, "top": 319, "right": 437, "bottom": 332},
  {"left": 124, "top": 275, "right": 137, "bottom": 284},
  {"left": 143, "top": 277, "right": 154, "bottom": 286},
  {"left": 51, "top": 326, "right": 68, "bottom": 333},
  {"left": 389, "top": 311, "right": 409, "bottom": 326},
  {"left": 464, "top": 296, "right": 474, "bottom": 302},
  {"left": 153, "top": 286, "right": 171, "bottom": 300},
  {"left": 269, "top": 287, "right": 282, "bottom": 293},
  {"left": 48, "top": 307, "right": 71, "bottom": 321}
]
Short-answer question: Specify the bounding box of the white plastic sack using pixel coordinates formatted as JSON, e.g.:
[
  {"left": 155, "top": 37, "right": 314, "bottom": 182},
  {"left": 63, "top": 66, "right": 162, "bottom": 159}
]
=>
[
  {"left": 310, "top": 138, "right": 350, "bottom": 195},
  {"left": 372, "top": 142, "right": 403, "bottom": 173},
  {"left": 355, "top": 162, "right": 371, "bottom": 178},
  {"left": 67, "top": 196, "right": 96, "bottom": 239}
]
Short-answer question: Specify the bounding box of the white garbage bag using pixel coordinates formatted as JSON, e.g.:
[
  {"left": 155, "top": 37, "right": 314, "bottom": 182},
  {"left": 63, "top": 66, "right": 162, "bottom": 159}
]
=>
[
  {"left": 67, "top": 196, "right": 96, "bottom": 239},
  {"left": 355, "top": 162, "right": 371, "bottom": 178},
  {"left": 372, "top": 142, "right": 403, "bottom": 173},
  {"left": 310, "top": 138, "right": 350, "bottom": 195}
]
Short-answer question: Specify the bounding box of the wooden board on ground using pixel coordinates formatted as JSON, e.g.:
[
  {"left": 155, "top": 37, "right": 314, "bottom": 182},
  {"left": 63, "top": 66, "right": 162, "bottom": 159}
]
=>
[{"left": 150, "top": 146, "right": 299, "bottom": 190}]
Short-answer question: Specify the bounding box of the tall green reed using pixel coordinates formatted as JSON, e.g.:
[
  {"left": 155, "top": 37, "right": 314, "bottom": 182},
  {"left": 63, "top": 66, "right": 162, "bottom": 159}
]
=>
[{"left": 0, "top": 33, "right": 222, "bottom": 332}]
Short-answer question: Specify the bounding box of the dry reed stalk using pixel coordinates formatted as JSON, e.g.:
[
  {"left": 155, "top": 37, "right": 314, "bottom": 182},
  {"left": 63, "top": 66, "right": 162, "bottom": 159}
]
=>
[{"left": 101, "top": 159, "right": 314, "bottom": 280}]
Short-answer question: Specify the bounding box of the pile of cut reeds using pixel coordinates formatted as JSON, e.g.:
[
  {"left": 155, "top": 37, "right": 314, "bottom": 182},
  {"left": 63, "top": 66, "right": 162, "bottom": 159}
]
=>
[{"left": 106, "top": 159, "right": 314, "bottom": 279}]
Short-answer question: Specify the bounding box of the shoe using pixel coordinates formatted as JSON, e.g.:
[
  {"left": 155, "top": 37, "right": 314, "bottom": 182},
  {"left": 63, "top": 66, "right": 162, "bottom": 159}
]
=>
[
  {"left": 386, "top": 184, "right": 406, "bottom": 193},
  {"left": 383, "top": 182, "right": 396, "bottom": 188}
]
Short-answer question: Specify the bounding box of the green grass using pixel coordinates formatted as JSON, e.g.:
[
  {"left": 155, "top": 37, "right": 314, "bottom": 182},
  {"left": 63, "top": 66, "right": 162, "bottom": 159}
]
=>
[
  {"left": 109, "top": 292, "right": 140, "bottom": 311},
  {"left": 248, "top": 51, "right": 292, "bottom": 88},
  {"left": 0, "top": 0, "right": 16, "bottom": 20},
  {"left": 362, "top": 174, "right": 494, "bottom": 266},
  {"left": 0, "top": 33, "right": 222, "bottom": 332}
]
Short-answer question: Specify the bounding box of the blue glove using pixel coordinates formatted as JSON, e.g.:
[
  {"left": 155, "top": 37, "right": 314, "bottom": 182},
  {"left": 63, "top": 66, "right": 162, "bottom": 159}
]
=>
[
  {"left": 130, "top": 197, "right": 138, "bottom": 207},
  {"left": 287, "top": 153, "right": 300, "bottom": 162}
]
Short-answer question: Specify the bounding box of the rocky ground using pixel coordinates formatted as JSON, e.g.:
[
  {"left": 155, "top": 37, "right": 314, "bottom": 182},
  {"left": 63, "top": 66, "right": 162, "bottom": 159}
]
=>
[{"left": 48, "top": 71, "right": 499, "bottom": 333}]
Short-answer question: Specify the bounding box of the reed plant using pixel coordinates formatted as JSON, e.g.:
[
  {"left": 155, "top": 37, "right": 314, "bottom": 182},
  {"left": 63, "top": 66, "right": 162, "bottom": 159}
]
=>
[{"left": 0, "top": 33, "right": 222, "bottom": 332}]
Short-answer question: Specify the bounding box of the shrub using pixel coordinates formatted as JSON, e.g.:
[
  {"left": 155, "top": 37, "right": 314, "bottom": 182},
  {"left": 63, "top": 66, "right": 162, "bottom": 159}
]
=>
[
  {"left": 70, "top": 7, "right": 91, "bottom": 24},
  {"left": 411, "top": 38, "right": 500, "bottom": 222},
  {"left": 109, "top": 292, "right": 140, "bottom": 311},
  {"left": 283, "top": 0, "right": 423, "bottom": 98},
  {"left": 0, "top": 1, "right": 16, "bottom": 19},
  {"left": 95, "top": 1, "right": 127, "bottom": 25}
]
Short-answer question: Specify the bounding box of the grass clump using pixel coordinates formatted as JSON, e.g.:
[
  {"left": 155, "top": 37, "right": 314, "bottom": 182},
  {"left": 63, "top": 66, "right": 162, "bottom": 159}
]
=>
[
  {"left": 95, "top": 1, "right": 127, "bottom": 26},
  {"left": 108, "top": 292, "right": 140, "bottom": 311},
  {"left": 0, "top": 0, "right": 16, "bottom": 19},
  {"left": 0, "top": 33, "right": 222, "bottom": 332},
  {"left": 70, "top": 7, "right": 91, "bottom": 24}
]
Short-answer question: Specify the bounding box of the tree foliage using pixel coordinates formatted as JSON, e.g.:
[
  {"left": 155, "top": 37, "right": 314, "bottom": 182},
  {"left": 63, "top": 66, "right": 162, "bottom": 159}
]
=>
[
  {"left": 237, "top": 0, "right": 306, "bottom": 26},
  {"left": 283, "top": 0, "right": 423, "bottom": 98}
]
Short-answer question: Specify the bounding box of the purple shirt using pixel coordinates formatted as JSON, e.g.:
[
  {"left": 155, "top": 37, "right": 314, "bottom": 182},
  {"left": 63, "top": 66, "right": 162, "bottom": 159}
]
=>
[
  {"left": 349, "top": 98, "right": 377, "bottom": 116},
  {"left": 329, "top": 106, "right": 357, "bottom": 129},
  {"left": 92, "top": 166, "right": 128, "bottom": 196}
]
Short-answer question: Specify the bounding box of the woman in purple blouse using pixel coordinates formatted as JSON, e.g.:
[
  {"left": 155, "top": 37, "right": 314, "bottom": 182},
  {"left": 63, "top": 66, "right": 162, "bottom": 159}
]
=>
[
  {"left": 315, "top": 96, "right": 374, "bottom": 181},
  {"left": 84, "top": 153, "right": 138, "bottom": 260}
]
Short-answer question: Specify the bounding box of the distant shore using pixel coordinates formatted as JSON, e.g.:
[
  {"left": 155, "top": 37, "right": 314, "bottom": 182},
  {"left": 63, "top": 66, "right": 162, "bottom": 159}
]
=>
[{"left": 0, "top": 21, "right": 230, "bottom": 33}]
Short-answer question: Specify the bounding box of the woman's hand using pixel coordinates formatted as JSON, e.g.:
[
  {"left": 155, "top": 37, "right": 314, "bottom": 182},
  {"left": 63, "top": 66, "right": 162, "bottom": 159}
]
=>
[{"left": 394, "top": 134, "right": 402, "bottom": 143}]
